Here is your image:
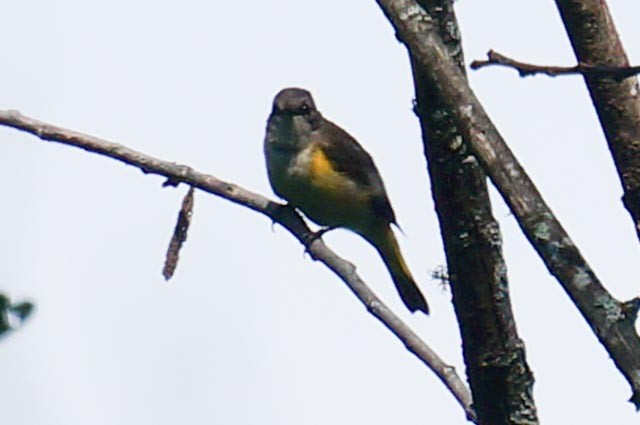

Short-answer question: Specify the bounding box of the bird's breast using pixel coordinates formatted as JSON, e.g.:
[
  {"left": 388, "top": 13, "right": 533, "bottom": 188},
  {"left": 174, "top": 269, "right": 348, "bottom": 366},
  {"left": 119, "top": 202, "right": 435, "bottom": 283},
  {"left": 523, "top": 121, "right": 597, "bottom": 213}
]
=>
[{"left": 268, "top": 143, "right": 371, "bottom": 229}]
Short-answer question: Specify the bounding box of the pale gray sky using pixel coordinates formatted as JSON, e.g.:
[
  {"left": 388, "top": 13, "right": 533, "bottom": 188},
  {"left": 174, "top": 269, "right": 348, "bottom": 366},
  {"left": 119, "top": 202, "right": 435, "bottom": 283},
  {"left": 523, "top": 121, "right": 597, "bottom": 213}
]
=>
[{"left": 1, "top": 1, "right": 639, "bottom": 423}]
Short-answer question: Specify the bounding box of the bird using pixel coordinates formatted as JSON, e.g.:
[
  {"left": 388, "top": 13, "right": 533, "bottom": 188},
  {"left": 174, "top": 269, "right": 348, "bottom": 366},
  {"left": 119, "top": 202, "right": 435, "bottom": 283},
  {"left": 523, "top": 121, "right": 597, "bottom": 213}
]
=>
[{"left": 263, "top": 87, "right": 428, "bottom": 314}]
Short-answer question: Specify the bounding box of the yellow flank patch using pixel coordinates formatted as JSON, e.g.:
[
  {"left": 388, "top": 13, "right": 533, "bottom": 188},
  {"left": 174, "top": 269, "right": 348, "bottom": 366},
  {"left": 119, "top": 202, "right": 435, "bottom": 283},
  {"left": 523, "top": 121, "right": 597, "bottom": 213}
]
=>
[
  {"left": 310, "top": 146, "right": 335, "bottom": 177},
  {"left": 309, "top": 146, "right": 345, "bottom": 190},
  {"left": 299, "top": 144, "right": 369, "bottom": 227}
]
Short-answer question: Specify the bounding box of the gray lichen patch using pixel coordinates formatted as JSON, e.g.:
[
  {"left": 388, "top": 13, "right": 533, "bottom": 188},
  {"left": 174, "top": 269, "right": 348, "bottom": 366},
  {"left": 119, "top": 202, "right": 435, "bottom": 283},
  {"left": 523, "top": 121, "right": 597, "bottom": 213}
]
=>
[
  {"left": 533, "top": 221, "right": 551, "bottom": 241},
  {"left": 572, "top": 266, "right": 591, "bottom": 290},
  {"left": 594, "top": 292, "right": 624, "bottom": 323}
]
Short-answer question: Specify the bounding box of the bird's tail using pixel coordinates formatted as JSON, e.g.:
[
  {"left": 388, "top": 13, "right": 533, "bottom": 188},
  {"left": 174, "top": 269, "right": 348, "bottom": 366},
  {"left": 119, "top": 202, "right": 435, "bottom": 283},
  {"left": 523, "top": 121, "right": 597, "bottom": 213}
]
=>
[{"left": 365, "top": 226, "right": 429, "bottom": 315}]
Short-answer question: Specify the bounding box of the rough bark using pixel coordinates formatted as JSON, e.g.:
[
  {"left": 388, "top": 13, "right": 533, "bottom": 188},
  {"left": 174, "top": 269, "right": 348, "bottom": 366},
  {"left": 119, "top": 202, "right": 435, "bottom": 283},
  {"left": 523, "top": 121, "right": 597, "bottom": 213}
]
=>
[
  {"left": 410, "top": 2, "right": 538, "bottom": 423},
  {"left": 556, "top": 0, "right": 640, "bottom": 241},
  {"left": 376, "top": 0, "right": 640, "bottom": 407}
]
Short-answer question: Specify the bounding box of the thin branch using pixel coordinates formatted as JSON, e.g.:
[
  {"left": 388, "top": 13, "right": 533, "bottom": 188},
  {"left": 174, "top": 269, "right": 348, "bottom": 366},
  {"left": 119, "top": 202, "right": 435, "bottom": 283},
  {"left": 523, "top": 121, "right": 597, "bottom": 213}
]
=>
[
  {"left": 0, "top": 109, "right": 476, "bottom": 422},
  {"left": 376, "top": 0, "right": 640, "bottom": 407},
  {"left": 471, "top": 49, "right": 640, "bottom": 79}
]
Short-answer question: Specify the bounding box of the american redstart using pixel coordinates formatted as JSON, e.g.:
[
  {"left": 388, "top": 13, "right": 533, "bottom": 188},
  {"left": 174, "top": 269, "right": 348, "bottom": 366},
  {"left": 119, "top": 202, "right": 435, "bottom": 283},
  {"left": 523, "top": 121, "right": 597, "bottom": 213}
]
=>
[{"left": 264, "top": 88, "right": 429, "bottom": 314}]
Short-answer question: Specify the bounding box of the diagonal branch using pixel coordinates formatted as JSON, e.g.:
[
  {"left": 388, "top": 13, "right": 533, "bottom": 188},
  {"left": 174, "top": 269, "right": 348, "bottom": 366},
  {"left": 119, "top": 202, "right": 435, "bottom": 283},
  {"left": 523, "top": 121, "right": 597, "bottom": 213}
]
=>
[
  {"left": 375, "top": 0, "right": 640, "bottom": 407},
  {"left": 471, "top": 49, "right": 640, "bottom": 79},
  {"left": 0, "top": 109, "right": 476, "bottom": 422},
  {"left": 554, "top": 0, "right": 640, "bottom": 248}
]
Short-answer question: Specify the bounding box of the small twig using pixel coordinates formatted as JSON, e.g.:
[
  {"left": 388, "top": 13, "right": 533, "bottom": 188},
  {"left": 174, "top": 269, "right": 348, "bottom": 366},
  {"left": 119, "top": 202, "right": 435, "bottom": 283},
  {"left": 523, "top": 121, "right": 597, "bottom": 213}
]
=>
[
  {"left": 0, "top": 109, "right": 476, "bottom": 422},
  {"left": 471, "top": 49, "right": 640, "bottom": 80},
  {"left": 163, "top": 187, "right": 195, "bottom": 280}
]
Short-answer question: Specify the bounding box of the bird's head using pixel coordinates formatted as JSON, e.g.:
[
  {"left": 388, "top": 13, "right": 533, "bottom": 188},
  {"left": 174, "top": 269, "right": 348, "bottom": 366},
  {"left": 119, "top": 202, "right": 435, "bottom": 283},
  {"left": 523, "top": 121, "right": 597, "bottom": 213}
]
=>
[
  {"left": 272, "top": 88, "right": 317, "bottom": 117},
  {"left": 266, "top": 88, "right": 323, "bottom": 152}
]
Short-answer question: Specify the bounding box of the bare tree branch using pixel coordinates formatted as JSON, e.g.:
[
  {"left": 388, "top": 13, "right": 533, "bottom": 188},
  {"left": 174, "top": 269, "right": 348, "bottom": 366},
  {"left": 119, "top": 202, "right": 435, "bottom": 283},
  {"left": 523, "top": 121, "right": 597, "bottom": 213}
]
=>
[
  {"left": 554, "top": 0, "right": 640, "bottom": 245},
  {"left": 0, "top": 109, "right": 476, "bottom": 422},
  {"left": 375, "top": 0, "right": 640, "bottom": 407},
  {"left": 471, "top": 49, "right": 640, "bottom": 79},
  {"left": 411, "top": 2, "right": 538, "bottom": 423}
]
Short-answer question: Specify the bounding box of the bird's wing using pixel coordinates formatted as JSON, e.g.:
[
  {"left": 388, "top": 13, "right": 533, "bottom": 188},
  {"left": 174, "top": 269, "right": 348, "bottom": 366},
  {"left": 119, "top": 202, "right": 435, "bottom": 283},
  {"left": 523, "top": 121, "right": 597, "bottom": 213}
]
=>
[{"left": 316, "top": 120, "right": 397, "bottom": 224}]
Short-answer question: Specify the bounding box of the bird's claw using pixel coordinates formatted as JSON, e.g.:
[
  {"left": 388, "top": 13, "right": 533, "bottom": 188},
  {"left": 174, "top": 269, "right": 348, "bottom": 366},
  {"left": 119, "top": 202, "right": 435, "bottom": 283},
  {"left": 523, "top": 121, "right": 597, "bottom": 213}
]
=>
[{"left": 302, "top": 226, "right": 337, "bottom": 256}]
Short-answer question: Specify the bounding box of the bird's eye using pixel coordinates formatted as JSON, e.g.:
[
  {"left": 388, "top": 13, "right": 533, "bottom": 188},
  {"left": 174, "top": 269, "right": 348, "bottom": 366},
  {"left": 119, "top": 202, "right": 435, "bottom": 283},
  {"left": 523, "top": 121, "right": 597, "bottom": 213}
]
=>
[{"left": 299, "top": 104, "right": 310, "bottom": 114}]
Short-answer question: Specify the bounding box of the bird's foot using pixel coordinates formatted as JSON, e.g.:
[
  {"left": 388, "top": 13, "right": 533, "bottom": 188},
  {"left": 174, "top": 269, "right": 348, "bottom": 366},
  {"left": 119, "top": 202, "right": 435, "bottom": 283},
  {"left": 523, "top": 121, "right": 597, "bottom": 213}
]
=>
[
  {"left": 302, "top": 226, "right": 338, "bottom": 255},
  {"left": 304, "top": 226, "right": 337, "bottom": 244}
]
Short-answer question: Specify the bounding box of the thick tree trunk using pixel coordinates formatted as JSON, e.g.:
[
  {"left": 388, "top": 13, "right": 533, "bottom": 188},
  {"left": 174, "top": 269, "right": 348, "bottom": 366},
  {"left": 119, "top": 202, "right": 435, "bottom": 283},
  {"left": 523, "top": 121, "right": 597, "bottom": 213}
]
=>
[{"left": 409, "top": 2, "right": 538, "bottom": 423}]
